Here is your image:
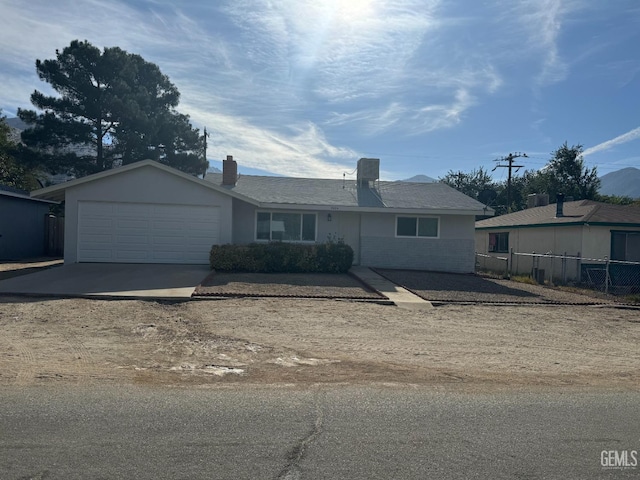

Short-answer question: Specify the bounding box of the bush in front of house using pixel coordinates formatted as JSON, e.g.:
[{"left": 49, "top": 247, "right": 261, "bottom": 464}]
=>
[{"left": 210, "top": 241, "right": 354, "bottom": 273}]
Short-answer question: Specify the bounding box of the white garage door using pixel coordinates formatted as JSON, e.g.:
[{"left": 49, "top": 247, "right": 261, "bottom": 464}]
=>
[{"left": 77, "top": 201, "right": 220, "bottom": 264}]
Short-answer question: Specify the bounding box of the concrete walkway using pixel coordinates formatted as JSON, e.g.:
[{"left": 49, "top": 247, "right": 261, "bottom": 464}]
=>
[
  {"left": 0, "top": 263, "right": 211, "bottom": 299},
  {"left": 350, "top": 266, "right": 433, "bottom": 310}
]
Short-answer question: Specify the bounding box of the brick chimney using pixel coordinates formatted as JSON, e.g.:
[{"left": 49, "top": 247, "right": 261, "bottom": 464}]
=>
[
  {"left": 222, "top": 155, "right": 237, "bottom": 186},
  {"left": 555, "top": 193, "right": 565, "bottom": 218}
]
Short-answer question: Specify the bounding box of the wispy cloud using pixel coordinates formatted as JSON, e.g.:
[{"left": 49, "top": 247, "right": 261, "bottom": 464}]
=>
[
  {"left": 502, "top": 0, "right": 571, "bottom": 88},
  {"left": 583, "top": 127, "right": 640, "bottom": 157}
]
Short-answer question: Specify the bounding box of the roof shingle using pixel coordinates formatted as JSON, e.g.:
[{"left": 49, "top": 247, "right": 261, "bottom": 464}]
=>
[
  {"left": 204, "top": 173, "right": 488, "bottom": 212},
  {"left": 476, "top": 200, "right": 640, "bottom": 228}
]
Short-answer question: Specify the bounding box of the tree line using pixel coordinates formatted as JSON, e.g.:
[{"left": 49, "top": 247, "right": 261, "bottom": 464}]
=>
[
  {"left": 440, "top": 143, "right": 638, "bottom": 215},
  {"left": 1, "top": 40, "right": 207, "bottom": 190}
]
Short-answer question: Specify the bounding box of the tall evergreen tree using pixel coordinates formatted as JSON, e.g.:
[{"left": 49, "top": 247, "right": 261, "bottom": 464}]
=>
[
  {"left": 18, "top": 40, "right": 207, "bottom": 177},
  {"left": 0, "top": 111, "right": 39, "bottom": 190}
]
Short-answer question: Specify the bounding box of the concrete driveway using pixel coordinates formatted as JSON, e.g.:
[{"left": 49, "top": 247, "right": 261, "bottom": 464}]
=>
[{"left": 0, "top": 263, "right": 211, "bottom": 299}]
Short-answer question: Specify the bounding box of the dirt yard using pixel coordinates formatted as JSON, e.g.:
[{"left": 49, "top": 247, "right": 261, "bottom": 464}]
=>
[{"left": 1, "top": 296, "right": 639, "bottom": 391}]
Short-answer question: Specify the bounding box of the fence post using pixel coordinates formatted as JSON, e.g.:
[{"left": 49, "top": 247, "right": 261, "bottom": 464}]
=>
[
  {"left": 605, "top": 256, "right": 610, "bottom": 295},
  {"left": 531, "top": 251, "right": 536, "bottom": 279},
  {"left": 577, "top": 251, "right": 581, "bottom": 284},
  {"left": 562, "top": 251, "right": 567, "bottom": 284},
  {"left": 550, "top": 252, "right": 555, "bottom": 286},
  {"left": 509, "top": 248, "right": 514, "bottom": 278}
]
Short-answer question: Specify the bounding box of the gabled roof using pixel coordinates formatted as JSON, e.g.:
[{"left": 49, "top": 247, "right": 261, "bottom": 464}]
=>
[
  {"left": 476, "top": 200, "right": 640, "bottom": 229},
  {"left": 204, "top": 173, "right": 490, "bottom": 214},
  {"left": 30, "top": 160, "right": 257, "bottom": 204},
  {"left": 28, "top": 159, "right": 489, "bottom": 215}
]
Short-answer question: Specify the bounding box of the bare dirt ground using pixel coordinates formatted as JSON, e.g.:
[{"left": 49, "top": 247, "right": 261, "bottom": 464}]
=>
[{"left": 1, "top": 296, "right": 639, "bottom": 391}]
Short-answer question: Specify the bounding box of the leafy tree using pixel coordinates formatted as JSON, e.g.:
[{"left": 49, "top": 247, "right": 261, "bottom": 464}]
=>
[
  {"left": 536, "top": 143, "right": 600, "bottom": 202},
  {"left": 18, "top": 40, "right": 207, "bottom": 177},
  {"left": 594, "top": 194, "right": 637, "bottom": 205},
  {"left": 440, "top": 167, "right": 496, "bottom": 201},
  {"left": 0, "top": 111, "right": 40, "bottom": 191}
]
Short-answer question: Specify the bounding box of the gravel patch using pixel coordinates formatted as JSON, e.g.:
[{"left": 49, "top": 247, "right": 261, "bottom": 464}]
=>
[
  {"left": 195, "top": 272, "right": 384, "bottom": 299},
  {"left": 374, "top": 269, "right": 615, "bottom": 305}
]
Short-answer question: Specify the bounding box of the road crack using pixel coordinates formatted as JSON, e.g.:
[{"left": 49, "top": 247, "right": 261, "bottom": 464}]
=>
[{"left": 277, "top": 394, "right": 324, "bottom": 480}]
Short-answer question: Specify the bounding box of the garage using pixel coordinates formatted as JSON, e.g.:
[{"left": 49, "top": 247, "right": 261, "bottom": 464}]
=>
[
  {"left": 28, "top": 161, "right": 236, "bottom": 264},
  {"left": 77, "top": 201, "right": 220, "bottom": 264}
]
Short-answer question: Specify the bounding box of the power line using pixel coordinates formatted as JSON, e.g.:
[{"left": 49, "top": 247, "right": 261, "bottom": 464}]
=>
[{"left": 493, "top": 152, "right": 527, "bottom": 213}]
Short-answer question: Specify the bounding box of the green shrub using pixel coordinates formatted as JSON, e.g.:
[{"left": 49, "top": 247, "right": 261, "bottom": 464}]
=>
[{"left": 210, "top": 241, "right": 354, "bottom": 273}]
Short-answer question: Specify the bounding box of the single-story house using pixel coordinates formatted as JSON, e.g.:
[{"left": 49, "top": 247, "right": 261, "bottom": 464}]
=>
[
  {"left": 30, "top": 157, "right": 490, "bottom": 272},
  {"left": 475, "top": 195, "right": 640, "bottom": 281},
  {"left": 0, "top": 185, "right": 58, "bottom": 260}
]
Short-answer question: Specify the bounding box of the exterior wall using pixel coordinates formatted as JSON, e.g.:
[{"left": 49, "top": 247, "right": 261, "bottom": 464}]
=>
[
  {"left": 0, "top": 196, "right": 50, "bottom": 259},
  {"left": 232, "top": 198, "right": 256, "bottom": 244},
  {"left": 317, "top": 211, "right": 361, "bottom": 264},
  {"left": 231, "top": 202, "right": 361, "bottom": 264},
  {"left": 474, "top": 224, "right": 640, "bottom": 280},
  {"left": 64, "top": 166, "right": 232, "bottom": 263},
  {"left": 360, "top": 214, "right": 476, "bottom": 273},
  {"left": 476, "top": 226, "right": 583, "bottom": 279}
]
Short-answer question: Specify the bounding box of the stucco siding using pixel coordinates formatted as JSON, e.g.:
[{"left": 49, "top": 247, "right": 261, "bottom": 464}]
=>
[
  {"left": 232, "top": 198, "right": 256, "bottom": 244},
  {"left": 317, "top": 211, "right": 361, "bottom": 264},
  {"left": 475, "top": 224, "right": 640, "bottom": 280},
  {"left": 0, "top": 197, "right": 50, "bottom": 259},
  {"left": 64, "top": 165, "right": 232, "bottom": 263},
  {"left": 361, "top": 214, "right": 476, "bottom": 272}
]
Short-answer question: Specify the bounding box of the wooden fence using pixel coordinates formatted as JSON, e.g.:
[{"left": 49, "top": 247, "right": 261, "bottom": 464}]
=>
[{"left": 44, "top": 214, "right": 64, "bottom": 257}]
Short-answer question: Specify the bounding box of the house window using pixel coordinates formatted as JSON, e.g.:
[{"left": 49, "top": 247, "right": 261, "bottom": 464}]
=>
[
  {"left": 256, "top": 212, "right": 316, "bottom": 242},
  {"left": 396, "top": 216, "right": 439, "bottom": 238},
  {"left": 611, "top": 231, "right": 640, "bottom": 262},
  {"left": 489, "top": 232, "right": 509, "bottom": 253}
]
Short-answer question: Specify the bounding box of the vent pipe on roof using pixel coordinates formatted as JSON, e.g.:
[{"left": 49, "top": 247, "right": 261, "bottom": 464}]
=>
[
  {"left": 222, "top": 155, "right": 238, "bottom": 186},
  {"left": 555, "top": 193, "right": 565, "bottom": 218}
]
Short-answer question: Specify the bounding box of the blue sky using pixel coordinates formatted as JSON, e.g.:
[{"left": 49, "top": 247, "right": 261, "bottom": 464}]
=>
[{"left": 1, "top": 0, "right": 639, "bottom": 180}]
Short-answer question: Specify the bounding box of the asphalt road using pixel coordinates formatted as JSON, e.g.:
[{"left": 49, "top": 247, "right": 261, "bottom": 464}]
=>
[{"left": 1, "top": 386, "right": 639, "bottom": 479}]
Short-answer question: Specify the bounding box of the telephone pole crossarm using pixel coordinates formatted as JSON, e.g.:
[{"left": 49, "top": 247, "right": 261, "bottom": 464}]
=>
[{"left": 493, "top": 152, "right": 527, "bottom": 213}]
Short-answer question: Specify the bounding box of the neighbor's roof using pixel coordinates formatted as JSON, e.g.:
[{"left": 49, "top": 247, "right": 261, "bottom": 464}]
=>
[
  {"left": 205, "top": 173, "right": 490, "bottom": 214},
  {"left": 0, "top": 184, "right": 58, "bottom": 204},
  {"left": 476, "top": 200, "right": 640, "bottom": 229}
]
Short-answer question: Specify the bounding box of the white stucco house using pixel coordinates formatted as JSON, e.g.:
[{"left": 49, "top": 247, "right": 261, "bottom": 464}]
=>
[{"left": 31, "top": 157, "right": 490, "bottom": 272}]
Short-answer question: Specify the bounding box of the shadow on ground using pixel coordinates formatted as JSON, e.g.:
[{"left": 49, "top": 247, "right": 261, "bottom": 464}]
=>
[{"left": 0, "top": 259, "right": 63, "bottom": 281}]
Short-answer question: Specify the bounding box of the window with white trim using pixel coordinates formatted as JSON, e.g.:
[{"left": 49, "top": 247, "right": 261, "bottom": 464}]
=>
[
  {"left": 396, "top": 216, "right": 439, "bottom": 238},
  {"left": 256, "top": 212, "right": 316, "bottom": 242}
]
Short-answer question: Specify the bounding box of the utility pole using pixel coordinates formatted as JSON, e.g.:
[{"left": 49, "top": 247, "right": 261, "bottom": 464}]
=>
[
  {"left": 202, "top": 127, "right": 210, "bottom": 178},
  {"left": 493, "top": 152, "right": 527, "bottom": 213}
]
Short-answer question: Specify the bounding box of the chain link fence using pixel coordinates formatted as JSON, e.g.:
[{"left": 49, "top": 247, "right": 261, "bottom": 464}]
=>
[
  {"left": 476, "top": 251, "right": 640, "bottom": 297},
  {"left": 475, "top": 252, "right": 509, "bottom": 278}
]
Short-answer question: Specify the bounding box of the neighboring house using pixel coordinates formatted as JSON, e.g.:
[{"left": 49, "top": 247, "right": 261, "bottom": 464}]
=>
[
  {"left": 0, "top": 185, "right": 58, "bottom": 260},
  {"left": 475, "top": 195, "right": 640, "bottom": 281},
  {"left": 30, "top": 157, "right": 490, "bottom": 272}
]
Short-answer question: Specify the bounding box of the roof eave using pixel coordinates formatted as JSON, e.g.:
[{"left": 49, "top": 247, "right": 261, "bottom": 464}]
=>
[
  {"left": 1, "top": 190, "right": 59, "bottom": 204},
  {"left": 476, "top": 220, "right": 640, "bottom": 230},
  {"left": 259, "top": 202, "right": 488, "bottom": 215}
]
